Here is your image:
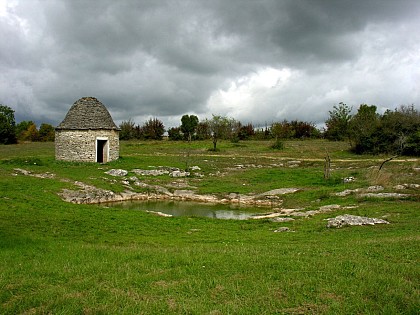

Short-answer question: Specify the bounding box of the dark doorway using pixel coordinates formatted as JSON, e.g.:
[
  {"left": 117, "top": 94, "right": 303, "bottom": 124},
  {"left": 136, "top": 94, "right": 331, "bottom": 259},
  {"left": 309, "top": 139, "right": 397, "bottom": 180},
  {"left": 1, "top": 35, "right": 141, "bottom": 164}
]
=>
[{"left": 97, "top": 139, "right": 107, "bottom": 163}]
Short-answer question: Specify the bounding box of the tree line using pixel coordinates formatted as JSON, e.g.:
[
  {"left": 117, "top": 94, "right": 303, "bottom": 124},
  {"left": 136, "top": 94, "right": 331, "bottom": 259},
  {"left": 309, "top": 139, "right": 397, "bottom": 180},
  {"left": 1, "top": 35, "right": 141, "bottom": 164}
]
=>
[
  {"left": 325, "top": 103, "right": 419, "bottom": 156},
  {"left": 1, "top": 102, "right": 419, "bottom": 156},
  {"left": 0, "top": 105, "right": 55, "bottom": 144}
]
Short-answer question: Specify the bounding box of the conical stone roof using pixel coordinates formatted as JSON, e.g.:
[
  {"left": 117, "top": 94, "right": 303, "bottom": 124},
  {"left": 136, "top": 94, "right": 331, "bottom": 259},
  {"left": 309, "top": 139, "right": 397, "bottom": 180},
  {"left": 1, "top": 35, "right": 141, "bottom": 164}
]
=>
[{"left": 56, "top": 97, "right": 119, "bottom": 130}]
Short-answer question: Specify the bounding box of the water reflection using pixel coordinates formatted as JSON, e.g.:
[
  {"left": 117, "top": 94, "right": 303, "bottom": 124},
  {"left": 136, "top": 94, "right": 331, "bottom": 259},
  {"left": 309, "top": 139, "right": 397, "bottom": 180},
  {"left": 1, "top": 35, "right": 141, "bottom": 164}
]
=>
[{"left": 104, "top": 200, "right": 265, "bottom": 220}]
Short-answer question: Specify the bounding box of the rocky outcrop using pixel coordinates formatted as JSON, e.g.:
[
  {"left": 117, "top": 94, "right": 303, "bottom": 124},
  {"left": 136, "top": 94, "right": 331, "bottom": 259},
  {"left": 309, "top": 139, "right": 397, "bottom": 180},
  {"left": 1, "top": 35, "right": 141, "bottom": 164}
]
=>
[
  {"left": 131, "top": 167, "right": 195, "bottom": 177},
  {"left": 326, "top": 214, "right": 389, "bottom": 228},
  {"left": 359, "top": 192, "right": 411, "bottom": 198},
  {"left": 334, "top": 185, "right": 413, "bottom": 199},
  {"left": 57, "top": 177, "right": 298, "bottom": 207}
]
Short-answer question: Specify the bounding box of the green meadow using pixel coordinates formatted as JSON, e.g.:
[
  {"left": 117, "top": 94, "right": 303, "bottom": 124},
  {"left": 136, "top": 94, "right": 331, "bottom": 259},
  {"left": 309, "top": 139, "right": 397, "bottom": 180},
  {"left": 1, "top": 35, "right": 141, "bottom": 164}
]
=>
[{"left": 0, "top": 140, "right": 419, "bottom": 314}]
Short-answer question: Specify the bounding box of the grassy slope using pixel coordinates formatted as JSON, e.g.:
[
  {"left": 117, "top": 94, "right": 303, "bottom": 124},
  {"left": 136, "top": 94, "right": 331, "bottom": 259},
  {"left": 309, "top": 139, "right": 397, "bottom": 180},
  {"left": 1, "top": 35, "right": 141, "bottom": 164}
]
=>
[{"left": 0, "top": 140, "right": 419, "bottom": 314}]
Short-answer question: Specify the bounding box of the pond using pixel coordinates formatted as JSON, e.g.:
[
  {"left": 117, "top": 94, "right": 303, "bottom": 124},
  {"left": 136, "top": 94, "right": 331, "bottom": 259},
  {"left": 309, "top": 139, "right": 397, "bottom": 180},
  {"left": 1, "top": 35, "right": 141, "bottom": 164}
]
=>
[{"left": 102, "top": 200, "right": 267, "bottom": 220}]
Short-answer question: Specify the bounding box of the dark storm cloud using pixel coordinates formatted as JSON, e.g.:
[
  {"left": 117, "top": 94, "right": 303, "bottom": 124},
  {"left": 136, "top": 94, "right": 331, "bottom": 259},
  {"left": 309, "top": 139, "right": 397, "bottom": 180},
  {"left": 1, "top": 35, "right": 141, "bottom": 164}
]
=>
[{"left": 1, "top": 0, "right": 419, "bottom": 127}]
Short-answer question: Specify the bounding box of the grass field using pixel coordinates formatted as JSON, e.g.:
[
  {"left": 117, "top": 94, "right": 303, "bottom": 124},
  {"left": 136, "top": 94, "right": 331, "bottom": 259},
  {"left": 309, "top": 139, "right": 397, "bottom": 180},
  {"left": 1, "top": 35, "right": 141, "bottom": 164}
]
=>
[{"left": 0, "top": 139, "right": 419, "bottom": 314}]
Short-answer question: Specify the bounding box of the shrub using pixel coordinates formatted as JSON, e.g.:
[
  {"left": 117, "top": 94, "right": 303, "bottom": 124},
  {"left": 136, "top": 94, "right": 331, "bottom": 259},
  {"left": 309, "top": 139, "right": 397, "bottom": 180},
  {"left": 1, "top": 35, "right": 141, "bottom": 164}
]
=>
[{"left": 270, "top": 139, "right": 284, "bottom": 150}]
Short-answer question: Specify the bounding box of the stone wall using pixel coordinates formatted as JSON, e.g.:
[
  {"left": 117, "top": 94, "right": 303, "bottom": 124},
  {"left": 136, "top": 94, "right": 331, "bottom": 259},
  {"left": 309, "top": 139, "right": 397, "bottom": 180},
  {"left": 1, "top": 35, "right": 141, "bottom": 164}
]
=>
[{"left": 55, "top": 129, "right": 119, "bottom": 162}]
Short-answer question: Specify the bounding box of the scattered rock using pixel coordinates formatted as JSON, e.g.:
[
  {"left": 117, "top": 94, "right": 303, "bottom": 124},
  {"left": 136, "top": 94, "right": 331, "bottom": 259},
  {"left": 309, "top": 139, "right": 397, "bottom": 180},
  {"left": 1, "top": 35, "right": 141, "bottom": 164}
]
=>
[
  {"left": 366, "top": 185, "right": 384, "bottom": 192},
  {"left": 394, "top": 183, "right": 420, "bottom": 190},
  {"left": 13, "top": 168, "right": 55, "bottom": 179},
  {"left": 14, "top": 168, "right": 31, "bottom": 175},
  {"left": 287, "top": 160, "right": 301, "bottom": 165},
  {"left": 334, "top": 189, "right": 362, "bottom": 197},
  {"left": 270, "top": 217, "right": 295, "bottom": 223},
  {"left": 132, "top": 169, "right": 169, "bottom": 176},
  {"left": 326, "top": 214, "right": 389, "bottom": 228},
  {"left": 258, "top": 188, "right": 300, "bottom": 196},
  {"left": 343, "top": 176, "right": 355, "bottom": 183},
  {"left": 105, "top": 169, "right": 128, "bottom": 177},
  {"left": 227, "top": 192, "right": 240, "bottom": 199},
  {"left": 173, "top": 190, "right": 195, "bottom": 197},
  {"left": 359, "top": 192, "right": 411, "bottom": 198},
  {"left": 252, "top": 212, "right": 283, "bottom": 219},
  {"left": 334, "top": 184, "right": 415, "bottom": 199},
  {"left": 319, "top": 204, "right": 341, "bottom": 212},
  {"left": 292, "top": 210, "right": 319, "bottom": 217},
  {"left": 170, "top": 170, "right": 190, "bottom": 177},
  {"left": 274, "top": 227, "right": 294, "bottom": 232},
  {"left": 145, "top": 210, "right": 173, "bottom": 217}
]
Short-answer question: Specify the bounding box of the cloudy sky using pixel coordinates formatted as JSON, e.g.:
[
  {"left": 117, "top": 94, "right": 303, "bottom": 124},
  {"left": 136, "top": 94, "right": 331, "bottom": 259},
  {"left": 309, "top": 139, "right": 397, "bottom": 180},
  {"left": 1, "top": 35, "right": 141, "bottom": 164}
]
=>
[{"left": 1, "top": 0, "right": 420, "bottom": 129}]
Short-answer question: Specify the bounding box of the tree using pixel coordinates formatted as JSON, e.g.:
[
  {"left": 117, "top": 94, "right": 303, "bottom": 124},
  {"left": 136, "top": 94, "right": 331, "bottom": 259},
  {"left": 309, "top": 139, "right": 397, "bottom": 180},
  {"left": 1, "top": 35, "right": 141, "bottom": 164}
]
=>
[
  {"left": 290, "top": 120, "right": 319, "bottom": 139},
  {"left": 207, "top": 115, "right": 231, "bottom": 151},
  {"left": 325, "top": 102, "right": 353, "bottom": 141},
  {"left": 237, "top": 123, "right": 255, "bottom": 140},
  {"left": 142, "top": 118, "right": 165, "bottom": 140},
  {"left": 349, "top": 104, "right": 380, "bottom": 154},
  {"left": 0, "top": 105, "right": 17, "bottom": 144},
  {"left": 271, "top": 120, "right": 320, "bottom": 140},
  {"left": 377, "top": 105, "right": 420, "bottom": 155},
  {"left": 196, "top": 121, "right": 211, "bottom": 140},
  {"left": 180, "top": 114, "right": 199, "bottom": 142},
  {"left": 25, "top": 123, "right": 40, "bottom": 141},
  {"left": 168, "top": 127, "right": 183, "bottom": 141},
  {"left": 119, "top": 119, "right": 136, "bottom": 140},
  {"left": 38, "top": 123, "right": 55, "bottom": 141},
  {"left": 271, "top": 120, "right": 293, "bottom": 140},
  {"left": 16, "top": 120, "right": 34, "bottom": 141}
]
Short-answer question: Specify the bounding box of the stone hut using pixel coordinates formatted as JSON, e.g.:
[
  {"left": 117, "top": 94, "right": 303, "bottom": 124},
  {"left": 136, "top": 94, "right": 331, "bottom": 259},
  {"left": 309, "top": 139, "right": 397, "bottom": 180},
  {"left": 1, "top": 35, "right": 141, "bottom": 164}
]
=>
[{"left": 55, "top": 97, "right": 120, "bottom": 163}]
